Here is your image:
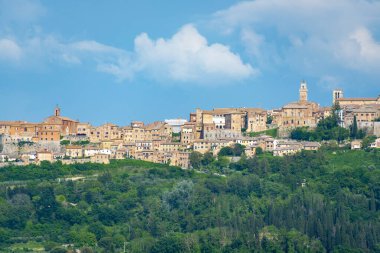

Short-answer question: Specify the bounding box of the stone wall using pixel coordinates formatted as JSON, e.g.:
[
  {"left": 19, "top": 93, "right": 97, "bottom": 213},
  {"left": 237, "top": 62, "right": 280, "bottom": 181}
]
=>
[
  {"left": 0, "top": 141, "right": 61, "bottom": 156},
  {"left": 374, "top": 122, "right": 380, "bottom": 137}
]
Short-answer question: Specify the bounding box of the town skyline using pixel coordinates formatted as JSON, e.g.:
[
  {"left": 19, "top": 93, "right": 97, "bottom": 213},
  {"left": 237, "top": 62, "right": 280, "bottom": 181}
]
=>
[
  {"left": 1, "top": 0, "right": 380, "bottom": 125},
  {"left": 1, "top": 82, "right": 378, "bottom": 126}
]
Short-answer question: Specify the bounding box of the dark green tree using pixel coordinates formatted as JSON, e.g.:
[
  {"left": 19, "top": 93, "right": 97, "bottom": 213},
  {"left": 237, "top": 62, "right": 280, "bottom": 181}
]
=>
[
  {"left": 189, "top": 151, "right": 203, "bottom": 169},
  {"left": 201, "top": 152, "right": 215, "bottom": 166},
  {"left": 350, "top": 115, "right": 358, "bottom": 139}
]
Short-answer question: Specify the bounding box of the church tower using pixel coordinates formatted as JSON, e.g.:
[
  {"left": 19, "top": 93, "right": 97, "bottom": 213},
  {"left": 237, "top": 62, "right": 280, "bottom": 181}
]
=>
[
  {"left": 299, "top": 80, "right": 308, "bottom": 102},
  {"left": 54, "top": 105, "right": 61, "bottom": 117},
  {"left": 333, "top": 89, "right": 343, "bottom": 104}
]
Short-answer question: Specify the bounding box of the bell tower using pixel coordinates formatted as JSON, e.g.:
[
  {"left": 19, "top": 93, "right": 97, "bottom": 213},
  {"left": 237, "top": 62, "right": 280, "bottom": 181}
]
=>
[
  {"left": 333, "top": 89, "right": 343, "bottom": 104},
  {"left": 54, "top": 105, "right": 61, "bottom": 117},
  {"left": 299, "top": 80, "right": 308, "bottom": 102}
]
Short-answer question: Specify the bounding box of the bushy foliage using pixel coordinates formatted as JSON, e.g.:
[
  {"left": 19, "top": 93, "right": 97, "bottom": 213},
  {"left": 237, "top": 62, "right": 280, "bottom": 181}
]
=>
[{"left": 0, "top": 150, "right": 379, "bottom": 252}]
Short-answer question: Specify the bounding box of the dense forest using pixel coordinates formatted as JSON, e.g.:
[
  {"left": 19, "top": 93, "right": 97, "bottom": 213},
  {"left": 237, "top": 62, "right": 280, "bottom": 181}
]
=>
[{"left": 0, "top": 147, "right": 379, "bottom": 252}]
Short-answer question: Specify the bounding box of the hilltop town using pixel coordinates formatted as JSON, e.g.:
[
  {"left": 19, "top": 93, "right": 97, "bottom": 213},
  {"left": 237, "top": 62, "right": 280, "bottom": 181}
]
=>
[{"left": 1, "top": 81, "right": 379, "bottom": 168}]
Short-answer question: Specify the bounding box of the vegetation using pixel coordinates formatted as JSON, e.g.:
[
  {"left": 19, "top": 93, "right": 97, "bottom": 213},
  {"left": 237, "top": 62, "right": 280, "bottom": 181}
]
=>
[
  {"left": 291, "top": 115, "right": 350, "bottom": 142},
  {"left": 218, "top": 144, "right": 245, "bottom": 157},
  {"left": 17, "top": 141, "right": 34, "bottom": 147},
  {"left": 249, "top": 128, "right": 278, "bottom": 138},
  {"left": 0, "top": 149, "right": 379, "bottom": 252},
  {"left": 349, "top": 116, "right": 366, "bottom": 139},
  {"left": 60, "top": 140, "right": 70, "bottom": 146},
  {"left": 72, "top": 140, "right": 90, "bottom": 146},
  {"left": 266, "top": 115, "right": 273, "bottom": 125},
  {"left": 60, "top": 140, "right": 90, "bottom": 146},
  {"left": 291, "top": 103, "right": 370, "bottom": 142}
]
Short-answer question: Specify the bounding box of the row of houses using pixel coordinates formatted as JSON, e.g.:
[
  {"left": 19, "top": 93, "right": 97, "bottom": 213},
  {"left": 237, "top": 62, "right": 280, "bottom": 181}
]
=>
[{"left": 1, "top": 81, "right": 379, "bottom": 168}]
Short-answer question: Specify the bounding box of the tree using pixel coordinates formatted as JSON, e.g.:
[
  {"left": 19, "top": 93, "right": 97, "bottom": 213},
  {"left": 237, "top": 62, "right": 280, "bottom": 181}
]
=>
[
  {"left": 266, "top": 115, "right": 273, "bottom": 124},
  {"left": 232, "top": 143, "right": 245, "bottom": 156},
  {"left": 291, "top": 127, "right": 311, "bottom": 140},
  {"left": 70, "top": 227, "right": 97, "bottom": 247},
  {"left": 162, "top": 180, "right": 194, "bottom": 210},
  {"left": 50, "top": 248, "right": 67, "bottom": 253},
  {"left": 362, "top": 135, "right": 377, "bottom": 148},
  {"left": 218, "top": 146, "right": 234, "bottom": 156},
  {"left": 98, "top": 237, "right": 115, "bottom": 252},
  {"left": 190, "top": 152, "right": 203, "bottom": 169},
  {"left": 34, "top": 187, "right": 58, "bottom": 221},
  {"left": 350, "top": 116, "right": 358, "bottom": 139},
  {"left": 151, "top": 233, "right": 190, "bottom": 253},
  {"left": 256, "top": 147, "right": 263, "bottom": 155},
  {"left": 332, "top": 101, "right": 342, "bottom": 125},
  {"left": 201, "top": 152, "right": 215, "bottom": 166}
]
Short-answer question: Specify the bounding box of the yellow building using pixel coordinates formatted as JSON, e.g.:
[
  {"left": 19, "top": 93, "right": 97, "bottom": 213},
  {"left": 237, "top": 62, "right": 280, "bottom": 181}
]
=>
[
  {"left": 277, "top": 81, "right": 320, "bottom": 131},
  {"left": 90, "top": 154, "right": 110, "bottom": 164},
  {"left": 77, "top": 122, "right": 92, "bottom": 136},
  {"left": 337, "top": 96, "right": 380, "bottom": 107},
  {"left": 180, "top": 122, "right": 196, "bottom": 146},
  {"left": 65, "top": 145, "right": 83, "bottom": 158},
  {"left": 36, "top": 150, "right": 53, "bottom": 162},
  {"left": 44, "top": 106, "right": 79, "bottom": 136},
  {"left": 159, "top": 142, "right": 184, "bottom": 152},
  {"left": 246, "top": 109, "right": 267, "bottom": 132}
]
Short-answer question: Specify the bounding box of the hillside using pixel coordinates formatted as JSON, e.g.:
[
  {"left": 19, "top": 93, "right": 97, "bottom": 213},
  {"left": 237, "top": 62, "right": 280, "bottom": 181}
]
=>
[{"left": 0, "top": 149, "right": 379, "bottom": 252}]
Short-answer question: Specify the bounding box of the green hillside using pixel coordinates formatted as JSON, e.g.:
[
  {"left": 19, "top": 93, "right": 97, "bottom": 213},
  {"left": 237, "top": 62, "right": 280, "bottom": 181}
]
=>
[{"left": 0, "top": 149, "right": 379, "bottom": 252}]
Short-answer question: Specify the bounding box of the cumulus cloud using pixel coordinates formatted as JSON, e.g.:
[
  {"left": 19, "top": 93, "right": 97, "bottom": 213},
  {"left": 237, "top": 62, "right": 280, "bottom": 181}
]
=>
[
  {"left": 137, "top": 24, "right": 255, "bottom": 81},
  {"left": 0, "top": 38, "right": 22, "bottom": 61},
  {"left": 212, "top": 0, "right": 380, "bottom": 75},
  {"left": 0, "top": 24, "right": 254, "bottom": 84},
  {"left": 99, "top": 24, "right": 256, "bottom": 83}
]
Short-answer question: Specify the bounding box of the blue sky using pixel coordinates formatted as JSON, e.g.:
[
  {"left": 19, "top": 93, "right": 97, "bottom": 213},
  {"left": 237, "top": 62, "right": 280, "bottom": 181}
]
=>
[{"left": 1, "top": 0, "right": 379, "bottom": 125}]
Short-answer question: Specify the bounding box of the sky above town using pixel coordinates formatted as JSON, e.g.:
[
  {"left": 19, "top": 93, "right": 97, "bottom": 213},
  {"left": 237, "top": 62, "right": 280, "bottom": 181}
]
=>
[{"left": 1, "top": 0, "right": 380, "bottom": 125}]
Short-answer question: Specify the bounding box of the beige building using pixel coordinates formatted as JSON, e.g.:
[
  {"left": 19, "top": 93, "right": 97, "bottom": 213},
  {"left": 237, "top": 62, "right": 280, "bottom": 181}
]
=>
[
  {"left": 190, "top": 107, "right": 267, "bottom": 139},
  {"left": 89, "top": 123, "right": 121, "bottom": 143},
  {"left": 115, "top": 149, "right": 127, "bottom": 159},
  {"left": 77, "top": 122, "right": 92, "bottom": 136},
  {"left": 337, "top": 96, "right": 380, "bottom": 107},
  {"left": 180, "top": 122, "right": 196, "bottom": 146},
  {"left": 246, "top": 109, "right": 267, "bottom": 132},
  {"left": 44, "top": 106, "right": 79, "bottom": 136},
  {"left": 91, "top": 154, "right": 110, "bottom": 164},
  {"left": 65, "top": 145, "right": 83, "bottom": 158},
  {"left": 193, "top": 139, "right": 232, "bottom": 154},
  {"left": 36, "top": 150, "right": 53, "bottom": 162},
  {"left": 351, "top": 140, "right": 362, "bottom": 150},
  {"left": 273, "top": 145, "right": 302, "bottom": 156},
  {"left": 245, "top": 146, "right": 257, "bottom": 158},
  {"left": 277, "top": 81, "right": 320, "bottom": 131},
  {"left": 159, "top": 142, "right": 184, "bottom": 152}
]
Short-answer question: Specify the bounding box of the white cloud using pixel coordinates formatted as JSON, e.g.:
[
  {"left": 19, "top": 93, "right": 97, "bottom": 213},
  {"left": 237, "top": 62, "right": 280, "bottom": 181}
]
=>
[
  {"left": 70, "top": 40, "right": 124, "bottom": 54},
  {"left": 212, "top": 0, "right": 380, "bottom": 74},
  {"left": 0, "top": 38, "right": 22, "bottom": 61},
  {"left": 126, "top": 24, "right": 255, "bottom": 82},
  {"left": 337, "top": 27, "right": 380, "bottom": 71},
  {"left": 0, "top": 24, "right": 254, "bottom": 84}
]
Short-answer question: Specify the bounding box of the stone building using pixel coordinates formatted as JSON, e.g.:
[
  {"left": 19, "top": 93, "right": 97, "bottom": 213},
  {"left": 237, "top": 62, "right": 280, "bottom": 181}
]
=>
[
  {"left": 65, "top": 145, "right": 83, "bottom": 158},
  {"left": 44, "top": 106, "right": 79, "bottom": 136},
  {"left": 36, "top": 150, "right": 53, "bottom": 162},
  {"left": 90, "top": 154, "right": 110, "bottom": 164},
  {"left": 337, "top": 96, "right": 380, "bottom": 107},
  {"left": 277, "top": 81, "right": 320, "bottom": 132},
  {"left": 180, "top": 122, "right": 196, "bottom": 147}
]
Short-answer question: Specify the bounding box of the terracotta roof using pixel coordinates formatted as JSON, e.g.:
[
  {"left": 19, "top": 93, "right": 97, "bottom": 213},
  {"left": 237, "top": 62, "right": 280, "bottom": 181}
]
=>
[
  {"left": 282, "top": 101, "right": 309, "bottom": 109},
  {"left": 66, "top": 145, "right": 82, "bottom": 149},
  {"left": 337, "top": 97, "right": 377, "bottom": 101}
]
